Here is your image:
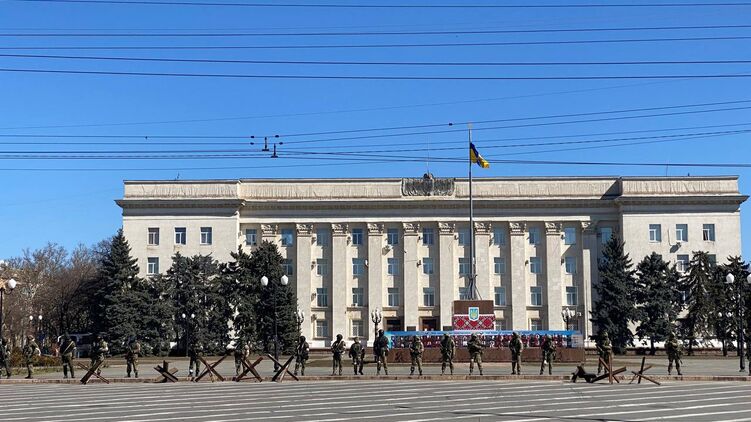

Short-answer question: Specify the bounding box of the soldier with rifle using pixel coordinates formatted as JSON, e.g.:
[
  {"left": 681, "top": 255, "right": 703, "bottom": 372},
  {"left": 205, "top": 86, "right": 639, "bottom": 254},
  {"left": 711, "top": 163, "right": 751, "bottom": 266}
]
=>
[
  {"left": 539, "top": 334, "right": 556, "bottom": 375},
  {"left": 509, "top": 332, "right": 523, "bottom": 375},
  {"left": 90, "top": 333, "right": 108, "bottom": 376},
  {"left": 440, "top": 333, "right": 455, "bottom": 375},
  {"left": 596, "top": 331, "right": 612, "bottom": 375},
  {"left": 467, "top": 333, "right": 484, "bottom": 376},
  {"left": 188, "top": 341, "right": 203, "bottom": 379},
  {"left": 374, "top": 329, "right": 389, "bottom": 375},
  {"left": 331, "top": 334, "right": 346, "bottom": 376},
  {"left": 232, "top": 339, "right": 250, "bottom": 377},
  {"left": 23, "top": 335, "right": 41, "bottom": 379},
  {"left": 665, "top": 332, "right": 683, "bottom": 376},
  {"left": 409, "top": 335, "right": 424, "bottom": 376},
  {"left": 0, "top": 337, "right": 12, "bottom": 378},
  {"left": 348, "top": 337, "right": 363, "bottom": 375},
  {"left": 293, "top": 336, "right": 309, "bottom": 376},
  {"left": 125, "top": 336, "right": 141, "bottom": 378},
  {"left": 60, "top": 334, "right": 76, "bottom": 379}
]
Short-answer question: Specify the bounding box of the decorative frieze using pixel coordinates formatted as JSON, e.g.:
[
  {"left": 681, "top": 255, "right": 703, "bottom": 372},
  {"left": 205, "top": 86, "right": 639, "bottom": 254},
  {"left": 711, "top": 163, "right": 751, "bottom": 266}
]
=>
[
  {"left": 545, "top": 222, "right": 563, "bottom": 235},
  {"left": 438, "top": 222, "right": 456, "bottom": 235},
  {"left": 474, "top": 222, "right": 492, "bottom": 235},
  {"left": 509, "top": 222, "right": 526, "bottom": 236},
  {"left": 332, "top": 223, "right": 349, "bottom": 236},
  {"left": 367, "top": 223, "right": 384, "bottom": 235},
  {"left": 261, "top": 224, "right": 278, "bottom": 236},
  {"left": 402, "top": 222, "right": 420, "bottom": 235},
  {"left": 296, "top": 224, "right": 314, "bottom": 236}
]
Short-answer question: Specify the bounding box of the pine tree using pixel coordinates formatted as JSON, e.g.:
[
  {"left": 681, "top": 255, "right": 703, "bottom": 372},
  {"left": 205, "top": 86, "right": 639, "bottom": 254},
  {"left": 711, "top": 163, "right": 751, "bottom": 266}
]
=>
[
  {"left": 591, "top": 236, "right": 637, "bottom": 354},
  {"left": 137, "top": 273, "right": 175, "bottom": 356},
  {"left": 716, "top": 256, "right": 749, "bottom": 356},
  {"left": 634, "top": 253, "right": 682, "bottom": 354},
  {"left": 220, "top": 247, "right": 261, "bottom": 347},
  {"left": 680, "top": 251, "right": 715, "bottom": 354}
]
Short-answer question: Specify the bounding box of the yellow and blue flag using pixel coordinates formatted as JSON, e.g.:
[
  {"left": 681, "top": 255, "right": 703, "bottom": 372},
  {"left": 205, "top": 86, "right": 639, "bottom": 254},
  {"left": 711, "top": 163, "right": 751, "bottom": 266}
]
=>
[{"left": 469, "top": 142, "right": 490, "bottom": 168}]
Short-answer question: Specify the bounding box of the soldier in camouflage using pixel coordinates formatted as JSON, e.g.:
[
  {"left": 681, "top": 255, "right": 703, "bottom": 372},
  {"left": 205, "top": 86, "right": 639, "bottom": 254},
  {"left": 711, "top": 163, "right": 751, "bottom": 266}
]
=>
[
  {"left": 89, "top": 333, "right": 108, "bottom": 376},
  {"left": 0, "top": 337, "right": 12, "bottom": 378},
  {"left": 60, "top": 334, "right": 76, "bottom": 379},
  {"left": 665, "top": 332, "right": 683, "bottom": 376},
  {"left": 188, "top": 341, "right": 203, "bottom": 379},
  {"left": 23, "top": 335, "right": 41, "bottom": 379},
  {"left": 232, "top": 339, "right": 250, "bottom": 376},
  {"left": 409, "top": 335, "right": 424, "bottom": 376},
  {"left": 539, "top": 334, "right": 556, "bottom": 375},
  {"left": 596, "top": 331, "right": 612, "bottom": 375},
  {"left": 348, "top": 337, "right": 363, "bottom": 375},
  {"left": 509, "top": 332, "right": 523, "bottom": 375},
  {"left": 294, "top": 336, "right": 309, "bottom": 376},
  {"left": 374, "top": 329, "right": 389, "bottom": 375},
  {"left": 440, "top": 333, "right": 455, "bottom": 375},
  {"left": 331, "top": 334, "right": 345, "bottom": 376},
  {"left": 125, "top": 336, "right": 141, "bottom": 378},
  {"left": 467, "top": 333, "right": 484, "bottom": 376}
]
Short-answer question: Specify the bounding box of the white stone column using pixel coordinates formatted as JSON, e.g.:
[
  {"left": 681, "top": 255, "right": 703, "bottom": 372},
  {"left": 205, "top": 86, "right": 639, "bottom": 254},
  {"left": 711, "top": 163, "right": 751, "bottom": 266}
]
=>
[
  {"left": 581, "top": 221, "right": 596, "bottom": 342},
  {"left": 509, "top": 222, "right": 527, "bottom": 330},
  {"left": 474, "top": 222, "right": 492, "bottom": 301},
  {"left": 545, "top": 222, "right": 563, "bottom": 330},
  {"left": 295, "top": 224, "right": 313, "bottom": 340},
  {"left": 402, "top": 222, "right": 420, "bottom": 330},
  {"left": 331, "top": 223, "right": 349, "bottom": 342},
  {"left": 367, "top": 223, "right": 384, "bottom": 345},
  {"left": 438, "top": 222, "right": 456, "bottom": 330}
]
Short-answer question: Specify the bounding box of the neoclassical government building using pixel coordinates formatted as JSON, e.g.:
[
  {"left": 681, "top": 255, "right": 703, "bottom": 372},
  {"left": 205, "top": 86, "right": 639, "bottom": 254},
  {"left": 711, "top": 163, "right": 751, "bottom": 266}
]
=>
[{"left": 117, "top": 176, "right": 746, "bottom": 347}]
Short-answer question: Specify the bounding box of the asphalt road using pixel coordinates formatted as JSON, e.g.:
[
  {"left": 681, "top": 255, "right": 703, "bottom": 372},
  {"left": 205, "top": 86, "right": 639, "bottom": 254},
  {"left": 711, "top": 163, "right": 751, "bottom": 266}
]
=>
[{"left": 1, "top": 380, "right": 750, "bottom": 422}]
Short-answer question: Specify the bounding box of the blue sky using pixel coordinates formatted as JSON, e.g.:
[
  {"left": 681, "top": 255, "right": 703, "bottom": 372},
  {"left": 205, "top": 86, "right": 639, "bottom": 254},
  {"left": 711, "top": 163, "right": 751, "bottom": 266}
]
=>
[{"left": 0, "top": 1, "right": 749, "bottom": 258}]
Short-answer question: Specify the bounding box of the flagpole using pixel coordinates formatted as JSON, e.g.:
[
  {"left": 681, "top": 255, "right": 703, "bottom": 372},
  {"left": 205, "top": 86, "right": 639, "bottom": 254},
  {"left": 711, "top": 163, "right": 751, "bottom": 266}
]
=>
[{"left": 468, "top": 124, "right": 477, "bottom": 301}]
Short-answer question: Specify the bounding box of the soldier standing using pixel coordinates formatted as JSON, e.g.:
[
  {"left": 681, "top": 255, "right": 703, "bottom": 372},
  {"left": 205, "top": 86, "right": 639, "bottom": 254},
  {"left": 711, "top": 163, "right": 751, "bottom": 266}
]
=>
[
  {"left": 539, "top": 334, "right": 556, "bottom": 375},
  {"left": 89, "top": 333, "right": 109, "bottom": 376},
  {"left": 349, "top": 337, "right": 363, "bottom": 375},
  {"left": 374, "top": 329, "right": 389, "bottom": 375},
  {"left": 665, "top": 332, "right": 683, "bottom": 375},
  {"left": 0, "top": 337, "right": 12, "bottom": 378},
  {"left": 294, "top": 336, "right": 309, "bottom": 376},
  {"left": 509, "top": 332, "right": 523, "bottom": 375},
  {"left": 409, "top": 335, "right": 424, "bottom": 376},
  {"left": 23, "top": 335, "right": 41, "bottom": 379},
  {"left": 125, "top": 337, "right": 141, "bottom": 378},
  {"left": 467, "top": 333, "right": 484, "bottom": 376},
  {"left": 60, "top": 334, "right": 76, "bottom": 379},
  {"left": 331, "top": 334, "right": 345, "bottom": 376},
  {"left": 188, "top": 341, "right": 203, "bottom": 379},
  {"left": 596, "top": 331, "right": 612, "bottom": 375},
  {"left": 232, "top": 339, "right": 250, "bottom": 376},
  {"left": 440, "top": 333, "right": 455, "bottom": 375}
]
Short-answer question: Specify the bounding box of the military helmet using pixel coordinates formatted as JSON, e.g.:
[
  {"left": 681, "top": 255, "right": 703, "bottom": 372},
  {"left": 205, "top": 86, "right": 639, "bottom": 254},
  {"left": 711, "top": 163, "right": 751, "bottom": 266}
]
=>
[
  {"left": 545, "top": 334, "right": 552, "bottom": 340},
  {"left": 442, "top": 333, "right": 449, "bottom": 338},
  {"left": 336, "top": 334, "right": 343, "bottom": 340},
  {"left": 512, "top": 332, "right": 519, "bottom": 338},
  {"left": 412, "top": 335, "right": 419, "bottom": 341},
  {"left": 602, "top": 331, "right": 609, "bottom": 338},
  {"left": 63, "top": 333, "right": 71, "bottom": 341},
  {"left": 378, "top": 329, "right": 384, "bottom": 336},
  {"left": 470, "top": 333, "right": 478, "bottom": 339},
  {"left": 353, "top": 337, "right": 360, "bottom": 343},
  {"left": 27, "top": 334, "right": 34, "bottom": 340},
  {"left": 299, "top": 335, "right": 306, "bottom": 343}
]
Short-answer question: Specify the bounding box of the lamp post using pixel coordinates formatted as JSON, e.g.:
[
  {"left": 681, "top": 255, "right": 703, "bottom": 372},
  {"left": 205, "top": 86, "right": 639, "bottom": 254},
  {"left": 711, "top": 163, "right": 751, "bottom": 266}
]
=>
[
  {"left": 370, "top": 308, "right": 382, "bottom": 344},
  {"left": 295, "top": 309, "right": 305, "bottom": 336},
  {"left": 261, "top": 274, "right": 289, "bottom": 369},
  {"left": 561, "top": 308, "right": 581, "bottom": 331},
  {"left": 725, "top": 273, "right": 749, "bottom": 372},
  {"left": 181, "top": 313, "right": 195, "bottom": 357},
  {"left": 0, "top": 277, "right": 17, "bottom": 339}
]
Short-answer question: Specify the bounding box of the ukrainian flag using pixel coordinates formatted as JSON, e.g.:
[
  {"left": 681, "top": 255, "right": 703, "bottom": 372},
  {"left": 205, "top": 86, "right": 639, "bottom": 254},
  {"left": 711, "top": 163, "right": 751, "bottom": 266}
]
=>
[{"left": 469, "top": 142, "right": 490, "bottom": 168}]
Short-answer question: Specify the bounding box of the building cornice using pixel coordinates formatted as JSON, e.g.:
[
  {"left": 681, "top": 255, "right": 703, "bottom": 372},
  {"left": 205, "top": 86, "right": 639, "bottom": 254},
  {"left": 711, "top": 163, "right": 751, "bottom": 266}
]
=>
[{"left": 115, "top": 199, "right": 245, "bottom": 209}]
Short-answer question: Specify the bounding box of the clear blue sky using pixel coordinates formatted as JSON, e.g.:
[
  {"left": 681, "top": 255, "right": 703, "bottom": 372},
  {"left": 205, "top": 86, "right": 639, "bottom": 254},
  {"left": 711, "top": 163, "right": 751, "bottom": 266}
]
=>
[{"left": 0, "top": 1, "right": 749, "bottom": 258}]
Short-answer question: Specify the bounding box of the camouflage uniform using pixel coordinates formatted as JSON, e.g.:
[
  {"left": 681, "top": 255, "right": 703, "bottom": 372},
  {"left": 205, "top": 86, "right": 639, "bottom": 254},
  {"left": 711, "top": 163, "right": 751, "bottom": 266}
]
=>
[
  {"left": 60, "top": 334, "right": 76, "bottom": 379},
  {"left": 233, "top": 340, "right": 250, "bottom": 376},
  {"left": 89, "top": 334, "right": 108, "bottom": 376},
  {"left": 409, "top": 336, "right": 424, "bottom": 376},
  {"left": 126, "top": 338, "right": 141, "bottom": 378},
  {"left": 0, "top": 337, "right": 12, "bottom": 378},
  {"left": 348, "top": 337, "right": 363, "bottom": 375},
  {"left": 331, "top": 334, "right": 345, "bottom": 376},
  {"left": 539, "top": 334, "right": 556, "bottom": 375},
  {"left": 373, "top": 329, "right": 389, "bottom": 375},
  {"left": 293, "top": 336, "right": 309, "bottom": 376},
  {"left": 188, "top": 342, "right": 203, "bottom": 378},
  {"left": 22, "top": 335, "right": 40, "bottom": 379},
  {"left": 467, "top": 333, "right": 484, "bottom": 376},
  {"left": 665, "top": 333, "right": 683, "bottom": 375},
  {"left": 440, "top": 333, "right": 455, "bottom": 375},
  {"left": 509, "top": 332, "right": 523, "bottom": 375},
  {"left": 596, "top": 331, "right": 612, "bottom": 375}
]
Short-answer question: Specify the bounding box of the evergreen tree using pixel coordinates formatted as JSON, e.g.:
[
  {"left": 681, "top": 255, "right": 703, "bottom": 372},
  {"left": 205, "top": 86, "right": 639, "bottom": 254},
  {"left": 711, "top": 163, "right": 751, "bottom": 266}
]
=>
[
  {"left": 716, "top": 256, "right": 749, "bottom": 356},
  {"left": 137, "top": 273, "right": 175, "bottom": 356},
  {"left": 220, "top": 247, "right": 261, "bottom": 347},
  {"left": 591, "top": 236, "right": 637, "bottom": 354},
  {"left": 679, "top": 251, "right": 715, "bottom": 354},
  {"left": 634, "top": 253, "right": 682, "bottom": 354}
]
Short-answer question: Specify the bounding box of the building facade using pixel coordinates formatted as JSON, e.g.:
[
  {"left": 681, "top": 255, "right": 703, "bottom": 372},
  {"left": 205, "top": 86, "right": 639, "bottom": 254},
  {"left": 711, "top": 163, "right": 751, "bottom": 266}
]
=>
[{"left": 117, "top": 176, "right": 746, "bottom": 347}]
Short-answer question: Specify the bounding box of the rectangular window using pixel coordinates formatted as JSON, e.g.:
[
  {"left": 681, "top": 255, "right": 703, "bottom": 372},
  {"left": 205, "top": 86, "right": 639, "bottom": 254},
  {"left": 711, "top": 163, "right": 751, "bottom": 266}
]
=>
[
  {"left": 495, "top": 319, "right": 506, "bottom": 331},
  {"left": 564, "top": 227, "right": 577, "bottom": 245},
  {"left": 565, "top": 256, "right": 577, "bottom": 274},
  {"left": 200, "top": 227, "right": 212, "bottom": 245},
  {"left": 423, "top": 287, "right": 435, "bottom": 307},
  {"left": 147, "top": 228, "right": 159, "bottom": 246},
  {"left": 352, "top": 258, "right": 365, "bottom": 277},
  {"left": 459, "top": 287, "right": 471, "bottom": 300},
  {"left": 422, "top": 228, "right": 434, "bottom": 245},
  {"left": 599, "top": 227, "right": 613, "bottom": 245},
  {"left": 351, "top": 228, "right": 363, "bottom": 245},
  {"left": 387, "top": 228, "right": 399, "bottom": 246},
  {"left": 245, "top": 229, "right": 257, "bottom": 246},
  {"left": 493, "top": 227, "right": 507, "bottom": 246},
  {"left": 422, "top": 257, "right": 434, "bottom": 275},
  {"left": 458, "top": 228, "right": 471, "bottom": 246},
  {"left": 675, "top": 224, "right": 688, "bottom": 242},
  {"left": 530, "top": 257, "right": 542, "bottom": 274},
  {"left": 649, "top": 224, "right": 662, "bottom": 242},
  {"left": 175, "top": 227, "right": 187, "bottom": 245},
  {"left": 281, "top": 228, "right": 294, "bottom": 247},
  {"left": 316, "top": 228, "right": 330, "bottom": 246},
  {"left": 316, "top": 288, "right": 328, "bottom": 307},
  {"left": 316, "top": 259, "right": 328, "bottom": 276},
  {"left": 702, "top": 224, "right": 716, "bottom": 241},
  {"left": 566, "top": 286, "right": 578, "bottom": 306},
  {"left": 147, "top": 257, "right": 159, "bottom": 275},
  {"left": 388, "top": 288, "right": 400, "bottom": 307},
  {"left": 530, "top": 318, "right": 543, "bottom": 331},
  {"left": 708, "top": 254, "right": 717, "bottom": 267},
  {"left": 494, "top": 286, "right": 507, "bottom": 306},
  {"left": 494, "top": 257, "right": 506, "bottom": 274},
  {"left": 530, "top": 286, "right": 543, "bottom": 306},
  {"left": 458, "top": 257, "right": 471, "bottom": 276},
  {"left": 387, "top": 258, "right": 399, "bottom": 276},
  {"left": 352, "top": 287, "right": 364, "bottom": 307},
  {"left": 282, "top": 259, "right": 294, "bottom": 276},
  {"left": 528, "top": 227, "right": 541, "bottom": 245},
  {"left": 315, "top": 320, "right": 328, "bottom": 338},
  {"left": 351, "top": 320, "right": 364, "bottom": 338},
  {"left": 676, "top": 255, "right": 689, "bottom": 273}
]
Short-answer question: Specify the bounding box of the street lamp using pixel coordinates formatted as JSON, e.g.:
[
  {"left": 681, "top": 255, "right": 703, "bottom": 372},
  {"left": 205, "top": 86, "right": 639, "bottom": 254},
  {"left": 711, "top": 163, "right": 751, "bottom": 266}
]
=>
[
  {"left": 561, "top": 308, "right": 581, "bottom": 331},
  {"left": 261, "top": 274, "right": 289, "bottom": 369},
  {"left": 181, "top": 312, "right": 195, "bottom": 357},
  {"left": 725, "top": 273, "right": 750, "bottom": 372},
  {"left": 370, "top": 308, "right": 383, "bottom": 343},
  {"left": 295, "top": 308, "right": 305, "bottom": 335},
  {"left": 0, "top": 277, "right": 17, "bottom": 339}
]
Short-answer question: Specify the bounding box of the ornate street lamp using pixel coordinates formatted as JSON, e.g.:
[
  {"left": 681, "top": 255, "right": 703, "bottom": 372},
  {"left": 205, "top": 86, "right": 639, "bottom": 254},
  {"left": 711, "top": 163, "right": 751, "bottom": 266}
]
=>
[
  {"left": 295, "top": 308, "right": 305, "bottom": 335},
  {"left": 262, "top": 274, "right": 289, "bottom": 369},
  {"left": 370, "top": 308, "right": 383, "bottom": 342},
  {"left": 561, "top": 308, "right": 581, "bottom": 331},
  {"left": 725, "top": 273, "right": 750, "bottom": 372},
  {"left": 0, "top": 277, "right": 17, "bottom": 339}
]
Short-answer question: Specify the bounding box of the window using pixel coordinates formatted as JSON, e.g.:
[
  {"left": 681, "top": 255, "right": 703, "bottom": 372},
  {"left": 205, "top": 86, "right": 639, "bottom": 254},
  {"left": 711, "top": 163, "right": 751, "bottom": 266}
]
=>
[
  {"left": 281, "top": 228, "right": 294, "bottom": 246},
  {"left": 494, "top": 257, "right": 506, "bottom": 274},
  {"left": 316, "top": 288, "right": 328, "bottom": 307},
  {"left": 147, "top": 257, "right": 159, "bottom": 275},
  {"left": 388, "top": 288, "right": 400, "bottom": 307},
  {"left": 175, "top": 227, "right": 187, "bottom": 245},
  {"left": 423, "top": 288, "right": 435, "bottom": 307},
  {"left": 282, "top": 259, "right": 294, "bottom": 276},
  {"left": 245, "top": 229, "right": 257, "bottom": 246},
  {"left": 422, "top": 228, "right": 434, "bottom": 245},
  {"left": 387, "top": 228, "right": 399, "bottom": 245},
  {"left": 566, "top": 286, "right": 578, "bottom": 306},
  {"left": 422, "top": 257, "right": 434, "bottom": 275},
  {"left": 649, "top": 224, "right": 662, "bottom": 242},
  {"left": 316, "top": 228, "right": 329, "bottom": 246},
  {"left": 316, "top": 259, "right": 328, "bottom": 276},
  {"left": 708, "top": 254, "right": 717, "bottom": 267},
  {"left": 315, "top": 320, "right": 328, "bottom": 338},
  {"left": 351, "top": 320, "right": 364, "bottom": 338},
  {"left": 565, "top": 256, "right": 577, "bottom": 274},
  {"left": 530, "top": 318, "right": 543, "bottom": 331},
  {"left": 675, "top": 224, "right": 688, "bottom": 242},
  {"left": 459, "top": 287, "right": 471, "bottom": 300},
  {"left": 599, "top": 227, "right": 613, "bottom": 245},
  {"left": 530, "top": 257, "right": 542, "bottom": 274},
  {"left": 458, "top": 228, "right": 471, "bottom": 246},
  {"left": 676, "top": 255, "right": 689, "bottom": 273},
  {"left": 495, "top": 319, "right": 506, "bottom": 331},
  {"left": 458, "top": 258, "right": 471, "bottom": 276},
  {"left": 352, "top": 258, "right": 366, "bottom": 277},
  {"left": 147, "top": 228, "right": 159, "bottom": 246},
  {"left": 493, "top": 228, "right": 507, "bottom": 246},
  {"left": 564, "top": 227, "right": 577, "bottom": 245},
  {"left": 529, "top": 227, "right": 540, "bottom": 245},
  {"left": 703, "top": 224, "right": 716, "bottom": 241},
  {"left": 200, "top": 227, "right": 212, "bottom": 245},
  {"left": 351, "top": 228, "right": 363, "bottom": 245},
  {"left": 352, "top": 287, "right": 364, "bottom": 307},
  {"left": 494, "top": 287, "right": 507, "bottom": 306},
  {"left": 530, "top": 286, "right": 543, "bottom": 306},
  {"left": 387, "top": 258, "right": 399, "bottom": 276}
]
